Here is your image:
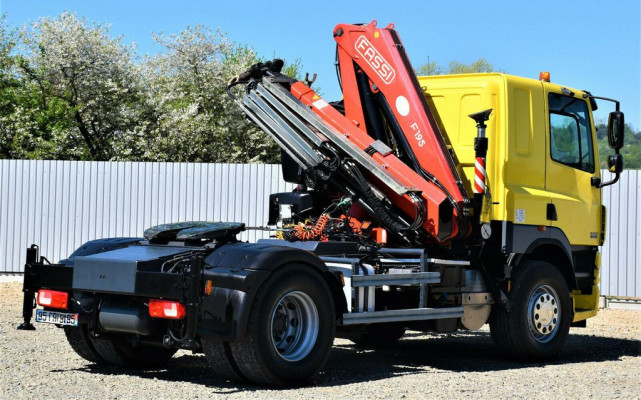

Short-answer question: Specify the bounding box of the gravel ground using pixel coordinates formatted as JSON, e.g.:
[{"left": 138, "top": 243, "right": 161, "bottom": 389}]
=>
[{"left": 1, "top": 281, "right": 639, "bottom": 399}]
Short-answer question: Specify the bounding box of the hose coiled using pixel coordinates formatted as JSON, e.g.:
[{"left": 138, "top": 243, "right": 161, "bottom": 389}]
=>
[{"left": 292, "top": 214, "right": 330, "bottom": 240}]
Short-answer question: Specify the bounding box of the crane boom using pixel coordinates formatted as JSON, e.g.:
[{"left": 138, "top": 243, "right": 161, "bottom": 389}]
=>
[
  {"left": 228, "top": 21, "right": 470, "bottom": 243},
  {"left": 334, "top": 21, "right": 468, "bottom": 213}
]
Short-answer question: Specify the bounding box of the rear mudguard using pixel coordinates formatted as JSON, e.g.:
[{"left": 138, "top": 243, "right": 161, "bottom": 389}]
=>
[
  {"left": 60, "top": 237, "right": 144, "bottom": 265},
  {"left": 200, "top": 242, "right": 333, "bottom": 341}
]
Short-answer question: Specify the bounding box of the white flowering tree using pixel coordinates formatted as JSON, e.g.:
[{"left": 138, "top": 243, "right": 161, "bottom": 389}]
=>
[
  {"left": 12, "top": 13, "right": 140, "bottom": 160},
  {"left": 0, "top": 15, "right": 18, "bottom": 157},
  {"left": 124, "top": 26, "right": 284, "bottom": 163},
  {"left": 2, "top": 13, "right": 297, "bottom": 163}
]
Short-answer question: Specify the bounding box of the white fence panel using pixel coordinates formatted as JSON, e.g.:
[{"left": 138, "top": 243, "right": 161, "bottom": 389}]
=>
[
  {"left": 0, "top": 160, "right": 293, "bottom": 273},
  {"left": 600, "top": 169, "right": 640, "bottom": 297},
  {"left": 1, "top": 160, "right": 639, "bottom": 298}
]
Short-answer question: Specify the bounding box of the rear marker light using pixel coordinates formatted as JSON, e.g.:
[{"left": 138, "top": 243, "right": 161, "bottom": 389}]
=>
[
  {"left": 37, "top": 290, "right": 69, "bottom": 310},
  {"left": 148, "top": 299, "right": 186, "bottom": 319}
]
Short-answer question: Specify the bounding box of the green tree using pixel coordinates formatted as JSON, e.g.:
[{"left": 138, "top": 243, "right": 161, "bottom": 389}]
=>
[
  {"left": 132, "top": 26, "right": 301, "bottom": 163},
  {"left": 0, "top": 15, "right": 18, "bottom": 158},
  {"left": 12, "top": 13, "right": 140, "bottom": 160},
  {"left": 596, "top": 122, "right": 641, "bottom": 169},
  {"left": 124, "top": 25, "right": 287, "bottom": 163},
  {"left": 417, "top": 57, "right": 500, "bottom": 75},
  {"left": 2, "top": 14, "right": 291, "bottom": 163},
  {"left": 417, "top": 59, "right": 443, "bottom": 76}
]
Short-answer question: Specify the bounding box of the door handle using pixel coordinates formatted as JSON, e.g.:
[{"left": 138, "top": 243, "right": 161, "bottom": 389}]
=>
[{"left": 546, "top": 203, "right": 557, "bottom": 221}]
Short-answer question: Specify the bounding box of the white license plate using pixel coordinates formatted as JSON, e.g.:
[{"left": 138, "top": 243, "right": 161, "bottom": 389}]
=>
[{"left": 35, "top": 309, "right": 79, "bottom": 326}]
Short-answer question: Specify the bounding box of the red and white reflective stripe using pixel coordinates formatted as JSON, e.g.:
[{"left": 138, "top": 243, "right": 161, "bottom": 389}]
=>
[{"left": 474, "top": 157, "right": 486, "bottom": 194}]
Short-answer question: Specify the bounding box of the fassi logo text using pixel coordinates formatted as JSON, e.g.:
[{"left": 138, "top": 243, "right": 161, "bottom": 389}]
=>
[{"left": 355, "top": 36, "right": 396, "bottom": 85}]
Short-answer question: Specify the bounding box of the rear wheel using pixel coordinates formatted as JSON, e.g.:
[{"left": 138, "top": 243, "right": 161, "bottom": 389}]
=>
[
  {"left": 201, "top": 338, "right": 246, "bottom": 382},
  {"left": 228, "top": 264, "right": 335, "bottom": 386},
  {"left": 490, "top": 260, "right": 571, "bottom": 360},
  {"left": 90, "top": 335, "right": 177, "bottom": 369},
  {"left": 64, "top": 324, "right": 105, "bottom": 364}
]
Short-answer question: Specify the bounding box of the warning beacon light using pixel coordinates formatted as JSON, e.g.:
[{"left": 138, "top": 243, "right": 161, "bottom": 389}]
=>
[{"left": 539, "top": 71, "right": 551, "bottom": 82}]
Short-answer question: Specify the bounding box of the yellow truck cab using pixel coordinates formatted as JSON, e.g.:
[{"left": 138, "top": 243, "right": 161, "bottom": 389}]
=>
[{"left": 419, "top": 73, "right": 616, "bottom": 323}]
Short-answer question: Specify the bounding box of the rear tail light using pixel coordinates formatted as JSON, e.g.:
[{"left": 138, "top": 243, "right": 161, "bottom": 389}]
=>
[
  {"left": 148, "top": 299, "right": 186, "bottom": 319},
  {"left": 37, "top": 290, "right": 69, "bottom": 310}
]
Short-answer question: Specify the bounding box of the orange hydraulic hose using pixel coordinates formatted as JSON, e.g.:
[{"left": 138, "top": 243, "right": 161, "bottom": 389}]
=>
[{"left": 292, "top": 214, "right": 330, "bottom": 240}]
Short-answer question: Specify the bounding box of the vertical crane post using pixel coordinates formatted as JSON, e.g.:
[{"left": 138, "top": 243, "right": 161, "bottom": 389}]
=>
[{"left": 469, "top": 109, "right": 492, "bottom": 225}]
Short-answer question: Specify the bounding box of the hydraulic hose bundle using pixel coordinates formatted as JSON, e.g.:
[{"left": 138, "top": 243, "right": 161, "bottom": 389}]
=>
[{"left": 291, "top": 214, "right": 330, "bottom": 240}]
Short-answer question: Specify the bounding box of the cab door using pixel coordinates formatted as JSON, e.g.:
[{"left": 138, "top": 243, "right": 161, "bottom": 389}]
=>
[{"left": 545, "top": 89, "right": 601, "bottom": 246}]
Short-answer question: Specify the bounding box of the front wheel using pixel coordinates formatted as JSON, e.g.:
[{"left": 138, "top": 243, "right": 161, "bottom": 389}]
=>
[
  {"left": 490, "top": 260, "right": 572, "bottom": 360},
  {"left": 228, "top": 264, "right": 335, "bottom": 386}
]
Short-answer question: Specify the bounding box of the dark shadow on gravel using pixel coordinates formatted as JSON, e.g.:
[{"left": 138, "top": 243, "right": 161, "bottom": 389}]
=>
[
  {"left": 50, "top": 331, "right": 641, "bottom": 389},
  {"left": 51, "top": 355, "right": 264, "bottom": 394},
  {"left": 318, "top": 331, "right": 641, "bottom": 385}
]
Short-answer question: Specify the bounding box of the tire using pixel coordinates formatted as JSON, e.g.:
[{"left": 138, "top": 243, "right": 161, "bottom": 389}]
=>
[
  {"left": 229, "top": 264, "right": 335, "bottom": 386},
  {"left": 490, "top": 260, "right": 572, "bottom": 360},
  {"left": 201, "top": 338, "right": 246, "bottom": 382},
  {"left": 64, "top": 324, "right": 105, "bottom": 364},
  {"left": 349, "top": 324, "right": 406, "bottom": 347},
  {"left": 90, "top": 335, "right": 177, "bottom": 369}
]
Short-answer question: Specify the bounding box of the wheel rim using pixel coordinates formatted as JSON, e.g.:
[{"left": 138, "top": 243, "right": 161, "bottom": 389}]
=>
[
  {"left": 270, "top": 291, "right": 319, "bottom": 362},
  {"left": 527, "top": 284, "right": 561, "bottom": 343}
]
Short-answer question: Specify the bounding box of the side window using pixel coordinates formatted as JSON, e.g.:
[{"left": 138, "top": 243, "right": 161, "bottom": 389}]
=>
[
  {"left": 548, "top": 93, "right": 595, "bottom": 173},
  {"left": 550, "top": 113, "right": 580, "bottom": 164}
]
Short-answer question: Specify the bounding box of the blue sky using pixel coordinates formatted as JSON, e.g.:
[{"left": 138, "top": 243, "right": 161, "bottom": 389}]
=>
[{"left": 2, "top": 0, "right": 640, "bottom": 130}]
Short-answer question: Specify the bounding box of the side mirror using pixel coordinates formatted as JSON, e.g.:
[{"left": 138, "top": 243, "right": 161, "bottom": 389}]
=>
[
  {"left": 607, "top": 153, "right": 623, "bottom": 174},
  {"left": 607, "top": 111, "right": 625, "bottom": 150},
  {"left": 598, "top": 151, "right": 624, "bottom": 188}
]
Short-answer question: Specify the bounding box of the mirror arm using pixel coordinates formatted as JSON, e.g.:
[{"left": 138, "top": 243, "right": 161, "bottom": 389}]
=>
[
  {"left": 588, "top": 94, "right": 624, "bottom": 188},
  {"left": 589, "top": 95, "right": 620, "bottom": 112},
  {"left": 598, "top": 172, "right": 620, "bottom": 188},
  {"left": 598, "top": 148, "right": 623, "bottom": 188}
]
